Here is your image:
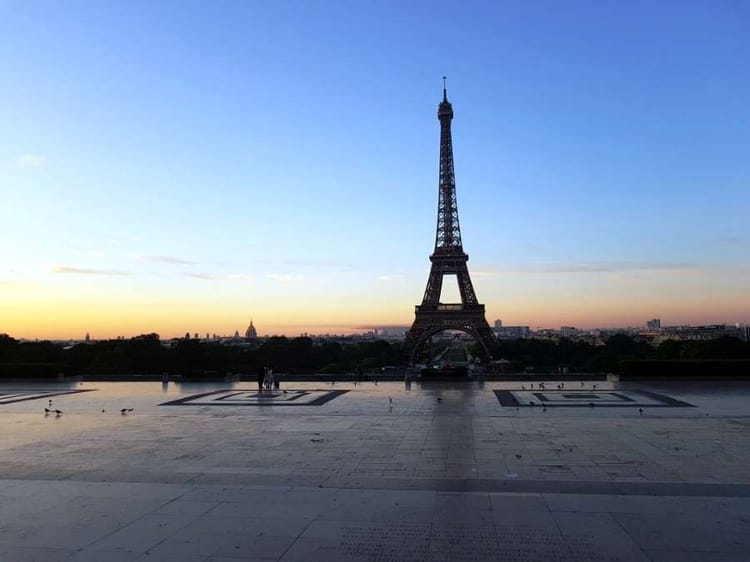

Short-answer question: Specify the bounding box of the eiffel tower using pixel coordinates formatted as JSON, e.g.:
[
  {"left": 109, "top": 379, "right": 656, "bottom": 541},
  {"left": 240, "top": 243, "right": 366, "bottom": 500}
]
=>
[{"left": 404, "top": 80, "right": 495, "bottom": 364}]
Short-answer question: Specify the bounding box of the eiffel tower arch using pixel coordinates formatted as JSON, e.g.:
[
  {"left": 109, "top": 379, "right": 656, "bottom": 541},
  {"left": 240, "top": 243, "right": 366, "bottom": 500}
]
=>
[{"left": 404, "top": 80, "right": 495, "bottom": 364}]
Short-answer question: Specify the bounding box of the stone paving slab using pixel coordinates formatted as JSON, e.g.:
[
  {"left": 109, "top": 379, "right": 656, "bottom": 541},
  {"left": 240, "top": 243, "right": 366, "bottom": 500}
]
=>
[
  {"left": 2, "top": 479, "right": 749, "bottom": 561},
  {"left": 1, "top": 380, "right": 750, "bottom": 560}
]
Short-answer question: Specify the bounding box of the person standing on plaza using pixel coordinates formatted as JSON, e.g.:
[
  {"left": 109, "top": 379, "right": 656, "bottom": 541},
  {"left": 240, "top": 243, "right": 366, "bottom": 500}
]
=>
[{"left": 258, "top": 367, "right": 266, "bottom": 391}]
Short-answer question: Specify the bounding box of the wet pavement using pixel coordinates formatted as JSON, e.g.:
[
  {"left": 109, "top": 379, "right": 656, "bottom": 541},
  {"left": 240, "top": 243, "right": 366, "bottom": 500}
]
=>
[{"left": 1, "top": 379, "right": 749, "bottom": 561}]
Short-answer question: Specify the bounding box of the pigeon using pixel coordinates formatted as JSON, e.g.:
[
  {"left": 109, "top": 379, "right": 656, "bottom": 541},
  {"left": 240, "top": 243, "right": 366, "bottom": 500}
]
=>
[
  {"left": 120, "top": 408, "right": 134, "bottom": 414},
  {"left": 54, "top": 409, "right": 63, "bottom": 415},
  {"left": 44, "top": 407, "right": 52, "bottom": 413},
  {"left": 638, "top": 408, "right": 643, "bottom": 415},
  {"left": 529, "top": 401, "right": 534, "bottom": 406},
  {"left": 593, "top": 384, "right": 597, "bottom": 390},
  {"left": 515, "top": 454, "right": 522, "bottom": 459},
  {"left": 436, "top": 397, "right": 443, "bottom": 403}
]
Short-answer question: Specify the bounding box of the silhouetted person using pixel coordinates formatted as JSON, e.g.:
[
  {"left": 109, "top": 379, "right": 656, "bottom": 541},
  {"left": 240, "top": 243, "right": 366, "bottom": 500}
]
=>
[{"left": 264, "top": 366, "right": 274, "bottom": 390}]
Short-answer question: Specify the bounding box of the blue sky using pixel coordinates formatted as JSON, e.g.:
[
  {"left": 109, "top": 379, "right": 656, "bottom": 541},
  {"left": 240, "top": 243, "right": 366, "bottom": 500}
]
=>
[{"left": 1, "top": 0, "right": 749, "bottom": 338}]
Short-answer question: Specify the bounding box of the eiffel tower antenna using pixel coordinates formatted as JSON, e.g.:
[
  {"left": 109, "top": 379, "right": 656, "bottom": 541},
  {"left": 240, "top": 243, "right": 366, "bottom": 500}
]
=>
[{"left": 404, "top": 82, "right": 495, "bottom": 365}]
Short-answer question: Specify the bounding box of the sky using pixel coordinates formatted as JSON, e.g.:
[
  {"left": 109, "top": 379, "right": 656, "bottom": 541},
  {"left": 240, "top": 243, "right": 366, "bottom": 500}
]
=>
[{"left": 1, "top": 0, "right": 749, "bottom": 339}]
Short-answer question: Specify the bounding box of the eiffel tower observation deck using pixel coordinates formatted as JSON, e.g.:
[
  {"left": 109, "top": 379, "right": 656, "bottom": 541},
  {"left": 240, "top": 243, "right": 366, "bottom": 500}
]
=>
[{"left": 405, "top": 80, "right": 495, "bottom": 364}]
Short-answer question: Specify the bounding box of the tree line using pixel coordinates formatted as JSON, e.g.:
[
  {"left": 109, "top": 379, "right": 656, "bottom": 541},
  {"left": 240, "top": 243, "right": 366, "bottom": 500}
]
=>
[
  {"left": 0, "top": 333, "right": 402, "bottom": 376},
  {"left": 0, "top": 332, "right": 748, "bottom": 377}
]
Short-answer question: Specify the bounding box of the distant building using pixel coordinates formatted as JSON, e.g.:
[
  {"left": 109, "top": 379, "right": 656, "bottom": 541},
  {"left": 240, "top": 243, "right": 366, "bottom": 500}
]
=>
[
  {"left": 646, "top": 318, "right": 661, "bottom": 330},
  {"left": 661, "top": 324, "right": 748, "bottom": 342},
  {"left": 495, "top": 325, "right": 531, "bottom": 339},
  {"left": 245, "top": 319, "right": 258, "bottom": 339},
  {"left": 560, "top": 326, "right": 579, "bottom": 338}
]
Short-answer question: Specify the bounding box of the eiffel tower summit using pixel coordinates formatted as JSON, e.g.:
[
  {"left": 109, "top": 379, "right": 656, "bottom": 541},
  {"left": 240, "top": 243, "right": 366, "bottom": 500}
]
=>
[{"left": 404, "top": 79, "right": 496, "bottom": 364}]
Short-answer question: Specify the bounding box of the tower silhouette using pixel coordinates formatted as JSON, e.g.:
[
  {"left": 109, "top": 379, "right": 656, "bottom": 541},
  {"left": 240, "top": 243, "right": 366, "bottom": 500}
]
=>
[{"left": 404, "top": 80, "right": 495, "bottom": 363}]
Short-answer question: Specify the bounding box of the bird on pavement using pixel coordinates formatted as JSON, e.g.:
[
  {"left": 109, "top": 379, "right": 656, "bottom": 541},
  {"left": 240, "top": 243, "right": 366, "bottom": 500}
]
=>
[
  {"left": 54, "top": 409, "right": 63, "bottom": 415},
  {"left": 120, "top": 408, "right": 134, "bottom": 414},
  {"left": 436, "top": 397, "right": 443, "bottom": 403},
  {"left": 638, "top": 408, "right": 643, "bottom": 415}
]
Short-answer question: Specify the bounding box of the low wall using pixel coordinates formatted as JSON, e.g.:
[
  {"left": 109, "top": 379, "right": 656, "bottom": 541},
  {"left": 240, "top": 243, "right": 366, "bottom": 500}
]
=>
[{"left": 621, "top": 360, "right": 750, "bottom": 379}]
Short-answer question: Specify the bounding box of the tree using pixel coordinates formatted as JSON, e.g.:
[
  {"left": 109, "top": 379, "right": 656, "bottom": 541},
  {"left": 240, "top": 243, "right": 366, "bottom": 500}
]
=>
[{"left": 0, "top": 333, "right": 19, "bottom": 361}]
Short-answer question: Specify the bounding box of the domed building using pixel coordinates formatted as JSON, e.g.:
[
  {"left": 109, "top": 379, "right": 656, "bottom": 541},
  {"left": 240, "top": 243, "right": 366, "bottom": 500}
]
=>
[{"left": 245, "top": 319, "right": 257, "bottom": 340}]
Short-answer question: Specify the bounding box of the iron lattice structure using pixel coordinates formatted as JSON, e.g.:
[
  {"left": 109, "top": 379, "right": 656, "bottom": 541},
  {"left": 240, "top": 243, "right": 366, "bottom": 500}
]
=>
[{"left": 404, "top": 83, "right": 495, "bottom": 363}]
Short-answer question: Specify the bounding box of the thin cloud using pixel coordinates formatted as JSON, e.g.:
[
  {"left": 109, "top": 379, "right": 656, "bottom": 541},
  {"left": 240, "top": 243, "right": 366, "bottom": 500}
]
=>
[
  {"left": 266, "top": 273, "right": 303, "bottom": 283},
  {"left": 15, "top": 153, "right": 46, "bottom": 168},
  {"left": 183, "top": 272, "right": 216, "bottom": 280},
  {"left": 141, "top": 255, "right": 198, "bottom": 265},
  {"left": 377, "top": 274, "right": 404, "bottom": 282},
  {"left": 711, "top": 236, "right": 746, "bottom": 248},
  {"left": 226, "top": 273, "right": 253, "bottom": 280},
  {"left": 256, "top": 258, "right": 356, "bottom": 269},
  {"left": 52, "top": 266, "right": 129, "bottom": 276},
  {"left": 0, "top": 279, "right": 31, "bottom": 286},
  {"left": 473, "top": 261, "right": 700, "bottom": 277}
]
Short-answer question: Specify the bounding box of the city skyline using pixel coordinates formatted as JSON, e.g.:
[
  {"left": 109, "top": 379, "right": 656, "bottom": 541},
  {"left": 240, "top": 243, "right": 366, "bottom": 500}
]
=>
[{"left": 2, "top": 1, "right": 749, "bottom": 340}]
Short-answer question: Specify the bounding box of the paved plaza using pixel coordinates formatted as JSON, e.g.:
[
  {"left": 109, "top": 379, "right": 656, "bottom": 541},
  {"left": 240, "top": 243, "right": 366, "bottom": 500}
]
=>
[{"left": 1, "top": 379, "right": 749, "bottom": 561}]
